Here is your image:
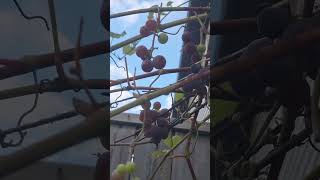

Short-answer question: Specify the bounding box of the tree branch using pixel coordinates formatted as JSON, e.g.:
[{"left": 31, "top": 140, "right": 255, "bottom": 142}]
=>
[{"left": 0, "top": 107, "right": 107, "bottom": 178}]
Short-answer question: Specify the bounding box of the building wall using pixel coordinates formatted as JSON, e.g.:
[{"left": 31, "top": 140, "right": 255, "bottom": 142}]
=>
[
  {"left": 110, "top": 113, "right": 210, "bottom": 180},
  {"left": 3, "top": 161, "right": 95, "bottom": 180}
]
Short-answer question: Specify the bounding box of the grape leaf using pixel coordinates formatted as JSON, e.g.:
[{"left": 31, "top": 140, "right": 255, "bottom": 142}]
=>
[
  {"left": 174, "top": 93, "right": 184, "bottom": 102},
  {"left": 212, "top": 82, "right": 239, "bottom": 125},
  {"left": 110, "top": 31, "right": 127, "bottom": 39},
  {"left": 123, "top": 44, "right": 135, "bottom": 55},
  {"left": 151, "top": 149, "right": 169, "bottom": 158},
  {"left": 164, "top": 135, "right": 182, "bottom": 148}
]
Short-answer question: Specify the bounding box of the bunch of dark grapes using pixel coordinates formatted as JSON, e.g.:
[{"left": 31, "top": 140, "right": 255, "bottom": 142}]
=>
[
  {"left": 140, "top": 19, "right": 158, "bottom": 37},
  {"left": 180, "top": 31, "right": 208, "bottom": 93},
  {"left": 137, "top": 19, "right": 168, "bottom": 72},
  {"left": 139, "top": 101, "right": 170, "bottom": 144}
]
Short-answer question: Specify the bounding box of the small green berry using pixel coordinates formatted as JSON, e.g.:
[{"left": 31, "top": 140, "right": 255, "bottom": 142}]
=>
[
  {"left": 116, "top": 164, "right": 127, "bottom": 175},
  {"left": 197, "top": 44, "right": 206, "bottom": 54},
  {"left": 158, "top": 33, "right": 168, "bottom": 44},
  {"left": 125, "top": 162, "right": 137, "bottom": 173}
]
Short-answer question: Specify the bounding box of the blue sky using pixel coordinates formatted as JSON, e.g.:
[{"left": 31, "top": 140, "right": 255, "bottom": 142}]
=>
[{"left": 110, "top": 0, "right": 188, "bottom": 114}]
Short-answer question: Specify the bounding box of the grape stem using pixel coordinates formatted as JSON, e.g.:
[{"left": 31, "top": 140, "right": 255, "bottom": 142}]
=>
[
  {"left": 111, "top": 13, "right": 208, "bottom": 52},
  {"left": 149, "top": 114, "right": 210, "bottom": 180},
  {"left": 111, "top": 6, "right": 209, "bottom": 19}
]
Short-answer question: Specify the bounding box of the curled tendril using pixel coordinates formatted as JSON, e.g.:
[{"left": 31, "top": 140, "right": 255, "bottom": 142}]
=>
[
  {"left": 13, "top": 0, "right": 50, "bottom": 31},
  {"left": 1, "top": 71, "right": 39, "bottom": 148},
  {"left": 110, "top": 55, "right": 125, "bottom": 71},
  {"left": 160, "top": 25, "right": 185, "bottom": 35},
  {"left": 111, "top": 83, "right": 124, "bottom": 108}
]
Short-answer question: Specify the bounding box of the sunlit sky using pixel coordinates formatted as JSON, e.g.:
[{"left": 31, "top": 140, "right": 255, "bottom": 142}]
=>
[{"left": 110, "top": 0, "right": 188, "bottom": 114}]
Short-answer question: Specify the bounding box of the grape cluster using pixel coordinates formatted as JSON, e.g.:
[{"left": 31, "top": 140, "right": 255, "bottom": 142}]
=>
[
  {"left": 180, "top": 31, "right": 208, "bottom": 93},
  {"left": 136, "top": 19, "right": 169, "bottom": 73},
  {"left": 112, "top": 161, "right": 138, "bottom": 180},
  {"left": 140, "top": 19, "right": 158, "bottom": 37},
  {"left": 139, "top": 101, "right": 170, "bottom": 144},
  {"left": 94, "top": 151, "right": 109, "bottom": 180}
]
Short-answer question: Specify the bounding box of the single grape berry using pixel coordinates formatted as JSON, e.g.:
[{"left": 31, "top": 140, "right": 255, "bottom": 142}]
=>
[
  {"left": 158, "top": 33, "right": 168, "bottom": 44},
  {"left": 116, "top": 164, "right": 127, "bottom": 175},
  {"left": 182, "top": 31, "right": 192, "bottom": 42},
  {"left": 111, "top": 171, "right": 125, "bottom": 180},
  {"left": 146, "top": 19, "right": 158, "bottom": 32},
  {"left": 142, "top": 101, "right": 151, "bottom": 110},
  {"left": 190, "top": 63, "right": 201, "bottom": 73},
  {"left": 141, "top": 60, "right": 154, "bottom": 72},
  {"left": 149, "top": 126, "right": 167, "bottom": 144},
  {"left": 196, "top": 85, "right": 207, "bottom": 95},
  {"left": 100, "top": 0, "right": 108, "bottom": 31},
  {"left": 159, "top": 108, "right": 170, "bottom": 118},
  {"left": 125, "top": 162, "right": 136, "bottom": 173},
  {"left": 197, "top": 43, "right": 206, "bottom": 54},
  {"left": 182, "top": 75, "right": 202, "bottom": 92},
  {"left": 140, "top": 109, "right": 159, "bottom": 125},
  {"left": 136, "top": 45, "right": 149, "bottom": 58},
  {"left": 140, "top": 26, "right": 152, "bottom": 37},
  {"left": 153, "top": 101, "right": 161, "bottom": 110},
  {"left": 191, "top": 53, "right": 202, "bottom": 63},
  {"left": 161, "top": 127, "right": 169, "bottom": 139},
  {"left": 152, "top": 55, "right": 166, "bottom": 69},
  {"left": 156, "top": 117, "right": 169, "bottom": 127},
  {"left": 183, "top": 42, "right": 197, "bottom": 55}
]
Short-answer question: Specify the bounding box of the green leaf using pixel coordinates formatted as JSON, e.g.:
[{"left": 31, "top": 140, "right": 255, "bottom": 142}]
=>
[
  {"left": 110, "top": 31, "right": 127, "bottom": 39},
  {"left": 211, "top": 82, "right": 239, "bottom": 125},
  {"left": 151, "top": 149, "right": 169, "bottom": 158},
  {"left": 167, "top": 1, "right": 173, "bottom": 6},
  {"left": 174, "top": 93, "right": 184, "bottom": 102},
  {"left": 164, "top": 135, "right": 183, "bottom": 148},
  {"left": 122, "top": 44, "right": 135, "bottom": 55}
]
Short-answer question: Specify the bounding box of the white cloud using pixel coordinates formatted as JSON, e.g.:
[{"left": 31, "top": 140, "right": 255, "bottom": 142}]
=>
[{"left": 110, "top": 63, "right": 144, "bottom": 114}]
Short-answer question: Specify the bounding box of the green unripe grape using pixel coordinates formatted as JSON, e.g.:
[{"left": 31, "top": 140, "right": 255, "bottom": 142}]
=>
[
  {"left": 125, "top": 162, "right": 137, "bottom": 173},
  {"left": 197, "top": 44, "right": 206, "bottom": 54},
  {"left": 158, "top": 33, "right": 168, "bottom": 44},
  {"left": 116, "top": 164, "right": 127, "bottom": 175}
]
